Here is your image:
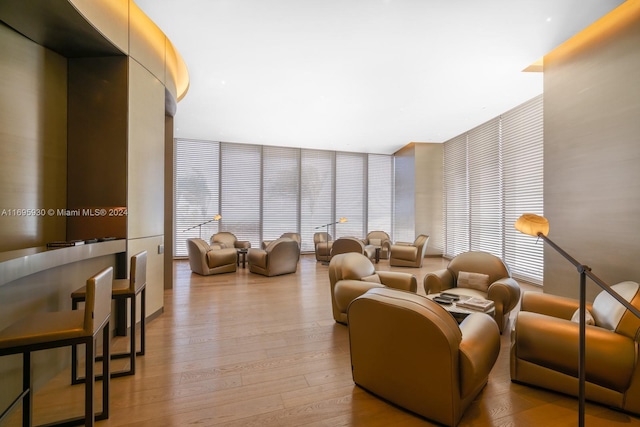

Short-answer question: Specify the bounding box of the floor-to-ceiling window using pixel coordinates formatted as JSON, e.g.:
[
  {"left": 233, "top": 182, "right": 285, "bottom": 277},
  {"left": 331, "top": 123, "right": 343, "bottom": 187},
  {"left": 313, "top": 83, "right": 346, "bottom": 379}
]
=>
[
  {"left": 444, "top": 95, "right": 544, "bottom": 284},
  {"left": 175, "top": 142, "right": 394, "bottom": 256}
]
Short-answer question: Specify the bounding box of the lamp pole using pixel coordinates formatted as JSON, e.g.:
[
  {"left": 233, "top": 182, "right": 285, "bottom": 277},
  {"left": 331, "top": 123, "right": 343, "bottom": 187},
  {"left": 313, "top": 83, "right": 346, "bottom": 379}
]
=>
[{"left": 183, "top": 215, "right": 222, "bottom": 239}]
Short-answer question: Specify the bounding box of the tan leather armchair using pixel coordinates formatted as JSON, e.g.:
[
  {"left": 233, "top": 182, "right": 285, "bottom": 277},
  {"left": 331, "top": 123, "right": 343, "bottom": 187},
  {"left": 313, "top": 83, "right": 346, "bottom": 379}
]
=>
[
  {"left": 423, "top": 251, "right": 520, "bottom": 333},
  {"left": 331, "top": 237, "right": 374, "bottom": 259},
  {"left": 364, "top": 230, "right": 391, "bottom": 259},
  {"left": 186, "top": 238, "right": 237, "bottom": 275},
  {"left": 248, "top": 237, "right": 300, "bottom": 277},
  {"left": 210, "top": 231, "right": 251, "bottom": 249},
  {"left": 511, "top": 281, "right": 640, "bottom": 415},
  {"left": 348, "top": 287, "right": 500, "bottom": 426},
  {"left": 262, "top": 232, "right": 301, "bottom": 250},
  {"left": 314, "top": 232, "right": 333, "bottom": 262},
  {"left": 329, "top": 252, "right": 417, "bottom": 324},
  {"left": 389, "top": 234, "right": 429, "bottom": 267}
]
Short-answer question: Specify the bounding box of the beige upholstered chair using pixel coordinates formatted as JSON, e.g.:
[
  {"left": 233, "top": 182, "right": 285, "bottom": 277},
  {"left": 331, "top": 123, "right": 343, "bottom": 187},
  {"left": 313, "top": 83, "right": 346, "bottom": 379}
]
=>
[
  {"left": 329, "top": 252, "right": 417, "bottom": 324},
  {"left": 187, "top": 238, "right": 237, "bottom": 275},
  {"left": 71, "top": 250, "right": 147, "bottom": 381},
  {"left": 210, "top": 231, "right": 251, "bottom": 249},
  {"left": 262, "top": 232, "right": 301, "bottom": 249},
  {"left": 348, "top": 287, "right": 500, "bottom": 426},
  {"left": 248, "top": 237, "right": 300, "bottom": 277},
  {"left": 0, "top": 267, "right": 113, "bottom": 426},
  {"left": 331, "top": 237, "right": 374, "bottom": 259},
  {"left": 389, "top": 234, "right": 429, "bottom": 267},
  {"left": 364, "top": 230, "right": 391, "bottom": 259},
  {"left": 511, "top": 281, "right": 640, "bottom": 415},
  {"left": 423, "top": 251, "right": 520, "bottom": 333},
  {"left": 314, "top": 232, "right": 333, "bottom": 262}
]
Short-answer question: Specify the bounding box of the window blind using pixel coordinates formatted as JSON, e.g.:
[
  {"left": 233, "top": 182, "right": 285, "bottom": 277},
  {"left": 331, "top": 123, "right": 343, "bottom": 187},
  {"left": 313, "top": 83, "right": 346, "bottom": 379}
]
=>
[
  {"left": 503, "top": 95, "right": 544, "bottom": 284},
  {"left": 443, "top": 95, "right": 543, "bottom": 284},
  {"left": 262, "top": 146, "right": 300, "bottom": 243},
  {"left": 468, "top": 117, "right": 503, "bottom": 257},
  {"left": 220, "top": 143, "right": 262, "bottom": 247},
  {"left": 444, "top": 134, "right": 470, "bottom": 258},
  {"left": 300, "top": 149, "right": 334, "bottom": 252},
  {"left": 336, "top": 152, "right": 366, "bottom": 239},
  {"left": 368, "top": 154, "right": 394, "bottom": 236},
  {"left": 174, "top": 139, "right": 220, "bottom": 256}
]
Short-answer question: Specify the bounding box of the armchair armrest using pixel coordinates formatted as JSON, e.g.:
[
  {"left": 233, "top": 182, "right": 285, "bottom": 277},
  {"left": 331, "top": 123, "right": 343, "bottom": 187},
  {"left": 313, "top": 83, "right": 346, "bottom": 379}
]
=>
[
  {"left": 423, "top": 269, "right": 454, "bottom": 294},
  {"left": 487, "top": 277, "right": 521, "bottom": 314},
  {"left": 234, "top": 240, "right": 251, "bottom": 249},
  {"left": 520, "top": 291, "right": 591, "bottom": 320},
  {"left": 377, "top": 271, "right": 417, "bottom": 292},
  {"left": 458, "top": 313, "right": 501, "bottom": 397},
  {"left": 514, "top": 311, "right": 635, "bottom": 391}
]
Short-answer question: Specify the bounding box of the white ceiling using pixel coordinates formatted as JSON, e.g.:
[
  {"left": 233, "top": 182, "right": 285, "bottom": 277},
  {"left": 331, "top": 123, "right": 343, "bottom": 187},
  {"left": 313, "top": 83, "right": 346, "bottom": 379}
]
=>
[{"left": 135, "top": 0, "right": 624, "bottom": 155}]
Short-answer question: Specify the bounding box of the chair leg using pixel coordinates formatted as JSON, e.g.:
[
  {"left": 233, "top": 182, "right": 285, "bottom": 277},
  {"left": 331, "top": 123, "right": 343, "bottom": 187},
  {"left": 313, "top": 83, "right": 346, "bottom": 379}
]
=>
[
  {"left": 85, "top": 336, "right": 95, "bottom": 427},
  {"left": 139, "top": 289, "right": 145, "bottom": 356},
  {"left": 23, "top": 351, "right": 31, "bottom": 427},
  {"left": 71, "top": 299, "right": 80, "bottom": 385},
  {"left": 99, "top": 321, "right": 110, "bottom": 421}
]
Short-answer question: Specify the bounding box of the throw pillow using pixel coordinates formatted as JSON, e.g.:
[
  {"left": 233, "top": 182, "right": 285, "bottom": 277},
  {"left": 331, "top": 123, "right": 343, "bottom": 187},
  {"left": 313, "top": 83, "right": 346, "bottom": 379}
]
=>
[
  {"left": 361, "top": 274, "right": 382, "bottom": 284},
  {"left": 369, "top": 238, "right": 382, "bottom": 246},
  {"left": 570, "top": 308, "right": 596, "bottom": 326},
  {"left": 457, "top": 271, "right": 490, "bottom": 292}
]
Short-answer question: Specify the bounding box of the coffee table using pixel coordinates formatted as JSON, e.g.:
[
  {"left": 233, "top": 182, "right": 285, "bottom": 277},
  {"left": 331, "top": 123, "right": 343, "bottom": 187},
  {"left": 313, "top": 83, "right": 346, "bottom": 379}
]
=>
[
  {"left": 426, "top": 293, "right": 495, "bottom": 323},
  {"left": 236, "top": 248, "right": 248, "bottom": 268}
]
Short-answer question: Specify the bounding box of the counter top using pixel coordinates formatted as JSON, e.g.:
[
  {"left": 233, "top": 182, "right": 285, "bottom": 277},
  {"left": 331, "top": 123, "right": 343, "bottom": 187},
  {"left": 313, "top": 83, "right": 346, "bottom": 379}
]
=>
[{"left": 0, "top": 239, "right": 126, "bottom": 287}]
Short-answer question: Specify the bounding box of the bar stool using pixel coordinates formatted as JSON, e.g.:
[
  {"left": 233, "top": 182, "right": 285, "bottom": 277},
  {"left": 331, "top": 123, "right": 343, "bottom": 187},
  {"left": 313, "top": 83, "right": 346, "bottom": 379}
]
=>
[
  {"left": 0, "top": 266, "right": 112, "bottom": 427},
  {"left": 71, "top": 250, "right": 146, "bottom": 383}
]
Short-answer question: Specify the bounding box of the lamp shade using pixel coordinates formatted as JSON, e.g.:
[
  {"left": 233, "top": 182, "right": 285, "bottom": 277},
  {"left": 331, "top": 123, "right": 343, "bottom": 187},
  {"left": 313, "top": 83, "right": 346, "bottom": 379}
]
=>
[
  {"left": 514, "top": 213, "right": 549, "bottom": 237},
  {"left": 339, "top": 217, "right": 348, "bottom": 223},
  {"left": 214, "top": 214, "right": 222, "bottom": 221}
]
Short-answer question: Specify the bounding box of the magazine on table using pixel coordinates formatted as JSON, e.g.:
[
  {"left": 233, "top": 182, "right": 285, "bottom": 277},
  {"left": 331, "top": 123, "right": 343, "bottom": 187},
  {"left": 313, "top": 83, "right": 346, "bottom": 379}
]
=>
[{"left": 456, "top": 297, "right": 495, "bottom": 312}]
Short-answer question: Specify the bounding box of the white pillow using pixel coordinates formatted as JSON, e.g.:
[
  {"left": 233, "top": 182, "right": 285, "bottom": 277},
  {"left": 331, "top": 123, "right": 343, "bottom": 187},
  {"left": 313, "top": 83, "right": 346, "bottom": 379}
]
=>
[
  {"left": 571, "top": 308, "right": 595, "bottom": 326},
  {"left": 369, "top": 238, "right": 382, "bottom": 246},
  {"left": 457, "top": 271, "right": 490, "bottom": 292}
]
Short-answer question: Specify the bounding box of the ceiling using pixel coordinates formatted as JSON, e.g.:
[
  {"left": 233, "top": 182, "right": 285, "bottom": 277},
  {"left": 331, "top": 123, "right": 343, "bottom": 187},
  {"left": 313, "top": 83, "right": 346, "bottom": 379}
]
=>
[{"left": 135, "top": 0, "right": 624, "bottom": 155}]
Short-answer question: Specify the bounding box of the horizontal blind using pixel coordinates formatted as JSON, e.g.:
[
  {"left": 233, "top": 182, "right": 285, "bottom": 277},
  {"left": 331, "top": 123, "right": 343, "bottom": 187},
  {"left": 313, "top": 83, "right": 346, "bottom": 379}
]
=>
[
  {"left": 468, "top": 118, "right": 503, "bottom": 257},
  {"left": 174, "top": 139, "right": 220, "bottom": 256},
  {"left": 220, "top": 143, "right": 262, "bottom": 248},
  {"left": 503, "top": 95, "right": 544, "bottom": 284},
  {"left": 262, "top": 146, "right": 300, "bottom": 243},
  {"left": 336, "top": 152, "right": 366, "bottom": 239},
  {"left": 444, "top": 134, "right": 469, "bottom": 258},
  {"left": 367, "top": 154, "right": 394, "bottom": 237},
  {"left": 300, "top": 149, "right": 334, "bottom": 252}
]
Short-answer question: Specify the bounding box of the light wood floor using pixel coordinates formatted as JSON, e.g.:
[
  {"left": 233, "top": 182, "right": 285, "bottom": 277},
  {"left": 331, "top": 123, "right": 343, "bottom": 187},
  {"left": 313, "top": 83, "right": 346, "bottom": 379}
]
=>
[{"left": 9, "top": 254, "right": 640, "bottom": 426}]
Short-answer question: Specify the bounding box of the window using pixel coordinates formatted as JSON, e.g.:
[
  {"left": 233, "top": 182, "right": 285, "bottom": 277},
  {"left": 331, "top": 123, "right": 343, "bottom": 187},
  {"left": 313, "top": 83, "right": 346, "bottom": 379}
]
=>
[
  {"left": 174, "top": 142, "right": 395, "bottom": 256},
  {"left": 444, "top": 95, "right": 543, "bottom": 284}
]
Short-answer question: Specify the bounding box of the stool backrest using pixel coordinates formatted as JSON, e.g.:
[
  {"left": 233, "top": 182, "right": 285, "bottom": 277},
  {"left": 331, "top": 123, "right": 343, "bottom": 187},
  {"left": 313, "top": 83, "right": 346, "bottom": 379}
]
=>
[
  {"left": 85, "top": 267, "right": 113, "bottom": 335},
  {"left": 129, "top": 250, "right": 147, "bottom": 293}
]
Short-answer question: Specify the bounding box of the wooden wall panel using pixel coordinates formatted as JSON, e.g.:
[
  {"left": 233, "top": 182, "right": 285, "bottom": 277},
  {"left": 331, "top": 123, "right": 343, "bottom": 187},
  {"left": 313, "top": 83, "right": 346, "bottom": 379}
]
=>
[
  {"left": 0, "top": 23, "right": 67, "bottom": 251},
  {"left": 414, "top": 143, "right": 443, "bottom": 256},
  {"left": 543, "top": 11, "right": 640, "bottom": 300},
  {"left": 127, "top": 59, "right": 165, "bottom": 239}
]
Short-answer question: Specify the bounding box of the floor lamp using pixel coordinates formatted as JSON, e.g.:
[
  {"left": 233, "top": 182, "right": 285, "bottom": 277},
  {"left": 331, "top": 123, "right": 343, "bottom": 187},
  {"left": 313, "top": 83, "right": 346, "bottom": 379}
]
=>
[
  {"left": 515, "top": 213, "right": 640, "bottom": 427},
  {"left": 315, "top": 217, "right": 347, "bottom": 264},
  {"left": 183, "top": 214, "right": 222, "bottom": 239}
]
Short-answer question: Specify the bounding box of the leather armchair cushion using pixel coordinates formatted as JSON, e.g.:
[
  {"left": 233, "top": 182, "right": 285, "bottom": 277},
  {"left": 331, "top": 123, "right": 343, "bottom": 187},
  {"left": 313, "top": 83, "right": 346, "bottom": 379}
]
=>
[
  {"left": 369, "top": 238, "right": 381, "bottom": 246},
  {"left": 361, "top": 274, "right": 381, "bottom": 283},
  {"left": 206, "top": 248, "right": 236, "bottom": 268}
]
